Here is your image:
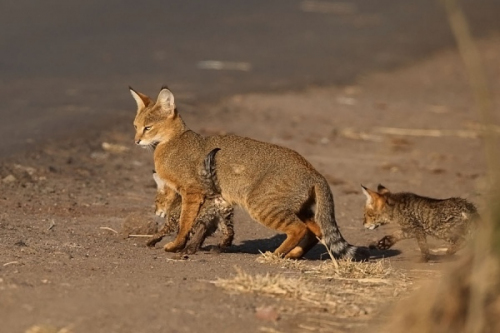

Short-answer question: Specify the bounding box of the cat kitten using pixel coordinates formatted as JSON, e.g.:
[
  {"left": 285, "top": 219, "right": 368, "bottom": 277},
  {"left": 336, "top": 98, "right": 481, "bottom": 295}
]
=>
[{"left": 361, "top": 184, "right": 479, "bottom": 262}]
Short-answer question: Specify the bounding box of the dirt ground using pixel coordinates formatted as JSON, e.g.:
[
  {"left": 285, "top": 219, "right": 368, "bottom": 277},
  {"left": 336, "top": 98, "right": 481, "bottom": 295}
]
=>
[{"left": 1, "top": 36, "right": 499, "bottom": 333}]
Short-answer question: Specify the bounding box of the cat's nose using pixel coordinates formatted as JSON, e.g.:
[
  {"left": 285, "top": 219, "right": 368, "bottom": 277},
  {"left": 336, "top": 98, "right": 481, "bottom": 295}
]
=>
[{"left": 135, "top": 139, "right": 141, "bottom": 145}]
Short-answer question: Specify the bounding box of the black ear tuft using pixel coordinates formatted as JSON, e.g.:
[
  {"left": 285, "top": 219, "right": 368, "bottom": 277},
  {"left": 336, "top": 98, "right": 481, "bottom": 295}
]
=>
[
  {"left": 160, "top": 85, "right": 170, "bottom": 91},
  {"left": 377, "top": 184, "right": 390, "bottom": 194}
]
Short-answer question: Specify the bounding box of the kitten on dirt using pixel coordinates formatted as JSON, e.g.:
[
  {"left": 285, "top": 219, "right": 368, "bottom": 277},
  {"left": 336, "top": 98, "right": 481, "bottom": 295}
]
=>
[
  {"left": 149, "top": 148, "right": 234, "bottom": 254},
  {"left": 361, "top": 184, "right": 479, "bottom": 262},
  {"left": 130, "top": 86, "right": 369, "bottom": 260}
]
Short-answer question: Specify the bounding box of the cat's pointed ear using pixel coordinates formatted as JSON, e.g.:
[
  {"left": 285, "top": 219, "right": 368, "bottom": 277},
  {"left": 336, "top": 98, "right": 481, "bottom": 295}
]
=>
[
  {"left": 377, "top": 184, "right": 390, "bottom": 195},
  {"left": 129, "top": 87, "right": 152, "bottom": 113},
  {"left": 361, "top": 185, "right": 378, "bottom": 206},
  {"left": 152, "top": 172, "right": 166, "bottom": 192},
  {"left": 156, "top": 86, "right": 176, "bottom": 117}
]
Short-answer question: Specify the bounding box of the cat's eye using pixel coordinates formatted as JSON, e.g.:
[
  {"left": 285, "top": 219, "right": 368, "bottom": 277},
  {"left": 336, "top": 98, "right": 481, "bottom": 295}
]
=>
[{"left": 144, "top": 126, "right": 152, "bottom": 132}]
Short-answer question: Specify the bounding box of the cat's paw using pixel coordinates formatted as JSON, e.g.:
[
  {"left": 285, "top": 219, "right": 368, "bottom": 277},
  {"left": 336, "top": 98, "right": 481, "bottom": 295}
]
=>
[
  {"left": 376, "top": 236, "right": 394, "bottom": 250},
  {"left": 182, "top": 244, "right": 199, "bottom": 255},
  {"left": 146, "top": 235, "right": 163, "bottom": 248},
  {"left": 164, "top": 241, "right": 182, "bottom": 252},
  {"left": 417, "top": 253, "right": 431, "bottom": 263}
]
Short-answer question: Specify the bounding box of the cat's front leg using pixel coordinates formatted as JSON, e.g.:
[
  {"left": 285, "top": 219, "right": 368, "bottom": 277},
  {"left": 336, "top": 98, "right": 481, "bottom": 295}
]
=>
[
  {"left": 374, "top": 229, "right": 412, "bottom": 250},
  {"left": 164, "top": 191, "right": 204, "bottom": 252}
]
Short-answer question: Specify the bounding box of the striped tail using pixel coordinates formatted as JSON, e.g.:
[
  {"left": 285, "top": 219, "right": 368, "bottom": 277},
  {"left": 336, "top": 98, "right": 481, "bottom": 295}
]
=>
[
  {"left": 314, "top": 180, "right": 370, "bottom": 261},
  {"left": 199, "top": 148, "right": 221, "bottom": 198}
]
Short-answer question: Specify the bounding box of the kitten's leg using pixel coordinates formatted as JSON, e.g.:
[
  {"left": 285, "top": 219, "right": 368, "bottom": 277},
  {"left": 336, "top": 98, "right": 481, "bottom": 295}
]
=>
[
  {"left": 146, "top": 218, "right": 176, "bottom": 247},
  {"left": 414, "top": 230, "right": 431, "bottom": 262},
  {"left": 446, "top": 237, "right": 465, "bottom": 255},
  {"left": 286, "top": 220, "right": 322, "bottom": 259},
  {"left": 375, "top": 229, "right": 412, "bottom": 250},
  {"left": 147, "top": 193, "right": 181, "bottom": 247},
  {"left": 214, "top": 201, "right": 234, "bottom": 250},
  {"left": 183, "top": 220, "right": 210, "bottom": 255},
  {"left": 218, "top": 215, "right": 234, "bottom": 249},
  {"left": 164, "top": 192, "right": 204, "bottom": 252}
]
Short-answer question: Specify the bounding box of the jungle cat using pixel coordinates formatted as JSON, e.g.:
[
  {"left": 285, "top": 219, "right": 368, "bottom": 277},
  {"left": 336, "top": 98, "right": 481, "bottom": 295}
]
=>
[
  {"left": 131, "top": 86, "right": 369, "bottom": 260},
  {"left": 148, "top": 148, "right": 234, "bottom": 254},
  {"left": 361, "top": 184, "right": 479, "bottom": 262}
]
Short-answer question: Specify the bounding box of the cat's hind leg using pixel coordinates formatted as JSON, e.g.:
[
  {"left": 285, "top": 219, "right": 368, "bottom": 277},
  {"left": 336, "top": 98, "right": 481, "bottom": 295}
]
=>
[
  {"left": 414, "top": 230, "right": 431, "bottom": 262},
  {"left": 285, "top": 219, "right": 321, "bottom": 259},
  {"left": 446, "top": 236, "right": 466, "bottom": 255},
  {"left": 266, "top": 212, "right": 308, "bottom": 257}
]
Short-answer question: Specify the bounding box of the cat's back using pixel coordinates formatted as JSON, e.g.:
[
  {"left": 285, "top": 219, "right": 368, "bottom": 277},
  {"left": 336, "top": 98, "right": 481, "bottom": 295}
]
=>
[
  {"left": 206, "top": 134, "right": 323, "bottom": 204},
  {"left": 389, "top": 192, "right": 478, "bottom": 224},
  {"left": 209, "top": 134, "right": 311, "bottom": 166},
  {"left": 207, "top": 134, "right": 317, "bottom": 179}
]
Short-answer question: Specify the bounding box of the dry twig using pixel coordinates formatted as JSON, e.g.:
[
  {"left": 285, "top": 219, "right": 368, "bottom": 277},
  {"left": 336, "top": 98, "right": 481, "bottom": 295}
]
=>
[{"left": 99, "top": 226, "right": 118, "bottom": 234}]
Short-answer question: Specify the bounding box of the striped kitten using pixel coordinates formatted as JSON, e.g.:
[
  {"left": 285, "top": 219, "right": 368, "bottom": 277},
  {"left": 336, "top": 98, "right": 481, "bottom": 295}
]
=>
[{"left": 361, "top": 184, "right": 479, "bottom": 262}]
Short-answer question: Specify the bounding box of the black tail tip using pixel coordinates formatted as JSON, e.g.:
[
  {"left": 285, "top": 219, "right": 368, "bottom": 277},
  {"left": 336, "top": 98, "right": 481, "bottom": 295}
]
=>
[{"left": 353, "top": 246, "right": 371, "bottom": 261}]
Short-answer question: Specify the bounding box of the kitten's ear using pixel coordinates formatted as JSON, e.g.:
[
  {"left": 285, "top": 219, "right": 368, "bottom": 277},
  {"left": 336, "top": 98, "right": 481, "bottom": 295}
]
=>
[
  {"left": 377, "top": 184, "right": 390, "bottom": 195},
  {"left": 129, "top": 87, "right": 152, "bottom": 113},
  {"left": 361, "top": 185, "right": 379, "bottom": 206},
  {"left": 156, "top": 86, "right": 176, "bottom": 117},
  {"left": 152, "top": 172, "right": 166, "bottom": 192}
]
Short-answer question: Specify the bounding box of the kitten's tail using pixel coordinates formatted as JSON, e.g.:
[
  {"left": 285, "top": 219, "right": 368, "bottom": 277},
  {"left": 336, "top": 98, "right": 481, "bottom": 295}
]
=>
[
  {"left": 199, "top": 148, "right": 221, "bottom": 197},
  {"left": 314, "top": 180, "right": 370, "bottom": 261}
]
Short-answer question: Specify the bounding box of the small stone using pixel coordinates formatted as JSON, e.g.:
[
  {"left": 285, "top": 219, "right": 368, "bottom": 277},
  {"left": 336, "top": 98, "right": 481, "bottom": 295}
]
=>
[
  {"left": 2, "top": 175, "right": 16, "bottom": 184},
  {"left": 102, "top": 142, "right": 129, "bottom": 153},
  {"left": 319, "top": 137, "right": 330, "bottom": 145},
  {"left": 90, "top": 152, "right": 109, "bottom": 160}
]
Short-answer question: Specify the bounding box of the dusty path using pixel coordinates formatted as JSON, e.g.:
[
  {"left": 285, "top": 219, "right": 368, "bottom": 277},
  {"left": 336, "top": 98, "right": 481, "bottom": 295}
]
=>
[{"left": 1, "top": 37, "right": 498, "bottom": 332}]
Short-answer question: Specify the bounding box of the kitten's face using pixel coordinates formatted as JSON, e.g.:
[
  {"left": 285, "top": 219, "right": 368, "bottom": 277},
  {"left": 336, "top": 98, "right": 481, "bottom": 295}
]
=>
[
  {"left": 361, "top": 185, "right": 392, "bottom": 230},
  {"left": 153, "top": 172, "right": 168, "bottom": 218},
  {"left": 363, "top": 203, "right": 391, "bottom": 230},
  {"left": 154, "top": 192, "right": 168, "bottom": 218}
]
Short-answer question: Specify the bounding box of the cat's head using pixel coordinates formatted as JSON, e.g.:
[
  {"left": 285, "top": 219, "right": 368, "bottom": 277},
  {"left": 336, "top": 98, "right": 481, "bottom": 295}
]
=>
[
  {"left": 153, "top": 171, "right": 168, "bottom": 218},
  {"left": 360, "top": 184, "right": 394, "bottom": 229},
  {"left": 130, "top": 86, "right": 180, "bottom": 148}
]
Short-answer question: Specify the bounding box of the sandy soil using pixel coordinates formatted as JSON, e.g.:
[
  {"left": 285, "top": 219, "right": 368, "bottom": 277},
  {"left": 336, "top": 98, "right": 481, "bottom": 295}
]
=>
[{"left": 1, "top": 37, "right": 499, "bottom": 333}]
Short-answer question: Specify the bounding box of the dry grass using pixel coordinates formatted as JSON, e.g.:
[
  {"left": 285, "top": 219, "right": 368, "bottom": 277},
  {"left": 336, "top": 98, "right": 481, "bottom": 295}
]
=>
[
  {"left": 25, "top": 325, "right": 73, "bottom": 333},
  {"left": 213, "top": 255, "right": 410, "bottom": 319},
  {"left": 256, "top": 251, "right": 400, "bottom": 281},
  {"left": 256, "top": 251, "right": 306, "bottom": 270},
  {"left": 308, "top": 258, "right": 401, "bottom": 282},
  {"left": 212, "top": 267, "right": 316, "bottom": 301}
]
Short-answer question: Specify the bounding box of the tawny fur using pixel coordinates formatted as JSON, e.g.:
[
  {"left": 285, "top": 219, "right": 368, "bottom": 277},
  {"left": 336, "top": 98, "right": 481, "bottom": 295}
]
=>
[
  {"left": 361, "top": 184, "right": 479, "bottom": 262},
  {"left": 148, "top": 149, "right": 234, "bottom": 253},
  {"left": 131, "top": 87, "right": 369, "bottom": 260}
]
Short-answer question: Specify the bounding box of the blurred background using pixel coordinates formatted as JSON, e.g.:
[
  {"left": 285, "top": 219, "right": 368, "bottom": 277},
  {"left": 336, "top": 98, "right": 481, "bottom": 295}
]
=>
[{"left": 1, "top": 0, "right": 499, "bottom": 157}]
